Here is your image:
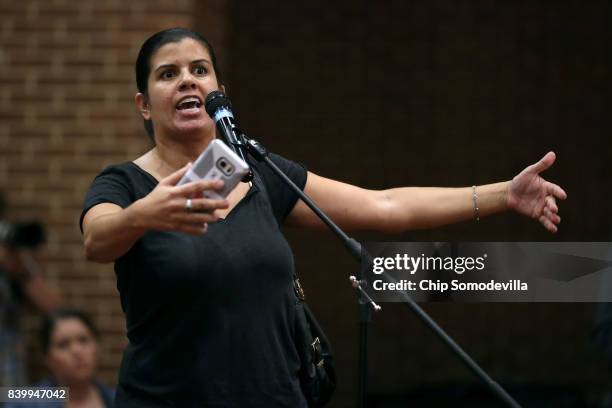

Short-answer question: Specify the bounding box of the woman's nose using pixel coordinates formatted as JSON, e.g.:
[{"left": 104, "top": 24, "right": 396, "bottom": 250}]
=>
[
  {"left": 178, "top": 73, "right": 197, "bottom": 91},
  {"left": 70, "top": 342, "right": 84, "bottom": 354}
]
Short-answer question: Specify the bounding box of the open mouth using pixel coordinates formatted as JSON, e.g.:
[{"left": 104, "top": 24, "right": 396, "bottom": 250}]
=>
[{"left": 176, "top": 96, "right": 202, "bottom": 110}]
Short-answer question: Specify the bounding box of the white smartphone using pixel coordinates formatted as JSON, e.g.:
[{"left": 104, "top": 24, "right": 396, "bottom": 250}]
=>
[{"left": 177, "top": 139, "right": 250, "bottom": 200}]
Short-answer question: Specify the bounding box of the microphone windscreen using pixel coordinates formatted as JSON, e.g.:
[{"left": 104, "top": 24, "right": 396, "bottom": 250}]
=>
[{"left": 205, "top": 91, "right": 232, "bottom": 117}]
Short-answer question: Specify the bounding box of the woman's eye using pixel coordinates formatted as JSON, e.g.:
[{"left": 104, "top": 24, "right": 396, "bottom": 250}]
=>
[
  {"left": 56, "top": 340, "right": 69, "bottom": 350},
  {"left": 161, "top": 71, "right": 175, "bottom": 79},
  {"left": 79, "top": 335, "right": 92, "bottom": 345},
  {"left": 194, "top": 66, "right": 207, "bottom": 75}
]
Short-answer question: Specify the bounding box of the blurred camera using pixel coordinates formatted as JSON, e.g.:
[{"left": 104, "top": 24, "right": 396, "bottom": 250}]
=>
[{"left": 0, "top": 221, "right": 46, "bottom": 249}]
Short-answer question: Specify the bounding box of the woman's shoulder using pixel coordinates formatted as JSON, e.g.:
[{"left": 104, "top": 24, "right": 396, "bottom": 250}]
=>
[
  {"left": 3, "top": 378, "right": 60, "bottom": 408},
  {"left": 94, "top": 380, "right": 116, "bottom": 407},
  {"left": 89, "top": 149, "right": 151, "bottom": 179},
  {"left": 91, "top": 160, "right": 157, "bottom": 188},
  {"left": 96, "top": 161, "right": 140, "bottom": 177},
  {"left": 250, "top": 152, "right": 307, "bottom": 182},
  {"left": 24, "top": 378, "right": 114, "bottom": 407},
  {"left": 81, "top": 160, "right": 155, "bottom": 222}
]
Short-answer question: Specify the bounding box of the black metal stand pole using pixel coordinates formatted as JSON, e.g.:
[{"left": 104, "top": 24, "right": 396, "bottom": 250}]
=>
[
  {"left": 242, "top": 136, "right": 522, "bottom": 408},
  {"left": 358, "top": 300, "right": 371, "bottom": 408}
]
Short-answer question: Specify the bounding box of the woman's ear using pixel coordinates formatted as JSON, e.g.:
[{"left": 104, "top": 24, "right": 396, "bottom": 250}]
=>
[
  {"left": 135, "top": 93, "right": 151, "bottom": 120},
  {"left": 219, "top": 84, "right": 226, "bottom": 95}
]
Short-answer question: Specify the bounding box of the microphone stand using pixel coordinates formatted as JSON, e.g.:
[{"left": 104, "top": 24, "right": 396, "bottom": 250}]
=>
[{"left": 238, "top": 134, "right": 522, "bottom": 408}]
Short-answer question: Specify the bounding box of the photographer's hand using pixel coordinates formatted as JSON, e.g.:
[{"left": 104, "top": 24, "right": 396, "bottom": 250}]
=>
[{"left": 0, "top": 247, "right": 62, "bottom": 312}]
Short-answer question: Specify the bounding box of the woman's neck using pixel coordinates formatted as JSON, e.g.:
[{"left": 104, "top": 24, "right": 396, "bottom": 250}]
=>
[
  {"left": 65, "top": 381, "right": 100, "bottom": 407},
  {"left": 151, "top": 134, "right": 215, "bottom": 178}
]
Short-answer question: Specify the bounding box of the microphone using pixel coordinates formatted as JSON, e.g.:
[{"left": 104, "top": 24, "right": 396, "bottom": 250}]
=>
[{"left": 204, "top": 91, "right": 252, "bottom": 182}]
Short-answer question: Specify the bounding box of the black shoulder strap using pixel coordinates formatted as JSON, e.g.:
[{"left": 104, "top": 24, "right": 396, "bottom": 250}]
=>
[
  {"left": 250, "top": 159, "right": 306, "bottom": 297},
  {"left": 249, "top": 162, "right": 267, "bottom": 198}
]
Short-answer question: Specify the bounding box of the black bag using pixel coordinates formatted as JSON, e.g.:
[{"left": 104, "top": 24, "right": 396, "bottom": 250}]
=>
[
  {"left": 250, "top": 164, "right": 336, "bottom": 405},
  {"left": 293, "top": 275, "right": 337, "bottom": 407}
]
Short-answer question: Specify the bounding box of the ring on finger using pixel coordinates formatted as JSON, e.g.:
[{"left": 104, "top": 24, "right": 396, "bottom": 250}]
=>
[{"left": 185, "top": 198, "right": 193, "bottom": 212}]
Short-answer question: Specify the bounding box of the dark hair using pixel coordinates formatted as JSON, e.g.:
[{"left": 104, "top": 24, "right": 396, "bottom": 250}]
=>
[
  {"left": 40, "top": 308, "right": 100, "bottom": 354},
  {"left": 135, "top": 27, "right": 223, "bottom": 142}
]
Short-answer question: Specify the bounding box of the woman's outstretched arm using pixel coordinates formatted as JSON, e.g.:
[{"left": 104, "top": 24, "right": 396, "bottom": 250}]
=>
[{"left": 286, "top": 152, "right": 566, "bottom": 233}]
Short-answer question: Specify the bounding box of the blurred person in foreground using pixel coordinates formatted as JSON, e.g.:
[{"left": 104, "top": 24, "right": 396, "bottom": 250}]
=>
[{"left": 0, "top": 193, "right": 62, "bottom": 386}]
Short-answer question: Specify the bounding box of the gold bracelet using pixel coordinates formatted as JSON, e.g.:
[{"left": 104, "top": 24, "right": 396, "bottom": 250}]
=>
[{"left": 472, "top": 185, "right": 480, "bottom": 221}]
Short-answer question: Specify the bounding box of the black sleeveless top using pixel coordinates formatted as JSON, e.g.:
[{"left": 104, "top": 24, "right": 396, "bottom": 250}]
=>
[{"left": 80, "top": 153, "right": 308, "bottom": 407}]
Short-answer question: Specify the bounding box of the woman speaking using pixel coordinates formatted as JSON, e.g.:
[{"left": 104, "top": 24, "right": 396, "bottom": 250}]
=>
[{"left": 80, "top": 28, "right": 566, "bottom": 407}]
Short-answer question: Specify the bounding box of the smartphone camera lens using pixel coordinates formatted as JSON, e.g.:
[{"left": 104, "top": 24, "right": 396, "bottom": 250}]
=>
[{"left": 216, "top": 157, "right": 234, "bottom": 176}]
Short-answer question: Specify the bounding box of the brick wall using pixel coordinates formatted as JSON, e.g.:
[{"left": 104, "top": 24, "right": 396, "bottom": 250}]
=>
[{"left": 0, "top": 0, "right": 202, "bottom": 385}]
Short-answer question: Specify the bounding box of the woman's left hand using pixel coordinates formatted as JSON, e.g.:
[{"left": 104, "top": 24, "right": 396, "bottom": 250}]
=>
[{"left": 507, "top": 151, "right": 567, "bottom": 233}]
